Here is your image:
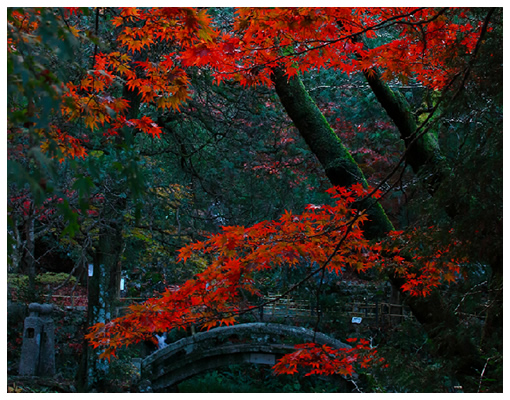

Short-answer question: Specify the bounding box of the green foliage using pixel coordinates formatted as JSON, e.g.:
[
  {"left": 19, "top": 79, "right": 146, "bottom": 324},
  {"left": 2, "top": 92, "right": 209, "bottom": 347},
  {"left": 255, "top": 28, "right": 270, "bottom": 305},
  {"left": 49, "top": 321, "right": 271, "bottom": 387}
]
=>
[
  {"left": 178, "top": 364, "right": 346, "bottom": 393},
  {"left": 8, "top": 7, "right": 81, "bottom": 207},
  {"left": 8, "top": 272, "right": 77, "bottom": 298},
  {"left": 105, "top": 357, "right": 141, "bottom": 392},
  {"left": 366, "top": 320, "right": 454, "bottom": 392},
  {"left": 7, "top": 7, "right": 85, "bottom": 125}
]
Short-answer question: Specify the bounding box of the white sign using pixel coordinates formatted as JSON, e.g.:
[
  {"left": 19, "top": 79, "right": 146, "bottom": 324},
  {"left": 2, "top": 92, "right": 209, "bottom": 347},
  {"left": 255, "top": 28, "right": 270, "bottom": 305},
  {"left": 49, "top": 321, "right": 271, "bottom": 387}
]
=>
[
  {"left": 351, "top": 317, "right": 362, "bottom": 324},
  {"left": 120, "top": 278, "right": 125, "bottom": 291},
  {"left": 88, "top": 263, "right": 94, "bottom": 277}
]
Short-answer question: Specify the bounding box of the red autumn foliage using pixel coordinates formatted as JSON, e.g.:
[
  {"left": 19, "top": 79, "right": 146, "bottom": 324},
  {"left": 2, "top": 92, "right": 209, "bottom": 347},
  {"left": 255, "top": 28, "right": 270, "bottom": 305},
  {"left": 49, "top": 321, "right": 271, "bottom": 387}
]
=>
[
  {"left": 10, "top": 7, "right": 487, "bottom": 163},
  {"left": 273, "top": 339, "right": 387, "bottom": 377},
  {"left": 85, "top": 183, "right": 467, "bottom": 370}
]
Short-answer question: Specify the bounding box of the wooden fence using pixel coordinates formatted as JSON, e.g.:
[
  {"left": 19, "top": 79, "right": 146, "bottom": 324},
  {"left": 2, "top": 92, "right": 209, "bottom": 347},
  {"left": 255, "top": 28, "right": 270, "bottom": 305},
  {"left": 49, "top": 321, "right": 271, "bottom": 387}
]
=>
[{"left": 259, "top": 294, "right": 412, "bottom": 326}]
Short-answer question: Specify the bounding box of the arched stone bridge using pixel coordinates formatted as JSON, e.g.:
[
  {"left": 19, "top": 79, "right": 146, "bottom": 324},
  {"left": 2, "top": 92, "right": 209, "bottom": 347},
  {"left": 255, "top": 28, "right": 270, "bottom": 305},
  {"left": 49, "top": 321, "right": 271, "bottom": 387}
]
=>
[{"left": 141, "top": 322, "right": 356, "bottom": 392}]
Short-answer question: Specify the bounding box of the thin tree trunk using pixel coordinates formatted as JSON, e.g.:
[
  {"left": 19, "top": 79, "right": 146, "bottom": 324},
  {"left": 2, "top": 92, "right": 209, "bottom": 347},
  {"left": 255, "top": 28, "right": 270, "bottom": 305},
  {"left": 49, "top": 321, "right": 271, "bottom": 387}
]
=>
[{"left": 21, "top": 210, "right": 37, "bottom": 302}]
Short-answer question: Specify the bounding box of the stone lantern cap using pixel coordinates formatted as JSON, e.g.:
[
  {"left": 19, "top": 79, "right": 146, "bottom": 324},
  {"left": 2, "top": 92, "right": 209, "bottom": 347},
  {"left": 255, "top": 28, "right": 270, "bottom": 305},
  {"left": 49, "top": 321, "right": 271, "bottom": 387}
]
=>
[{"left": 28, "top": 303, "right": 53, "bottom": 317}]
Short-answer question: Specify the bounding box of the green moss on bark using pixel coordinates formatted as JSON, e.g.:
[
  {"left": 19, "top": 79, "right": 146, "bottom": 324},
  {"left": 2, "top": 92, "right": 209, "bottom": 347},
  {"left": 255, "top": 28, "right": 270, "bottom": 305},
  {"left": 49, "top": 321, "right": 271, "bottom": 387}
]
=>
[
  {"left": 272, "top": 69, "right": 361, "bottom": 185},
  {"left": 364, "top": 69, "right": 451, "bottom": 193}
]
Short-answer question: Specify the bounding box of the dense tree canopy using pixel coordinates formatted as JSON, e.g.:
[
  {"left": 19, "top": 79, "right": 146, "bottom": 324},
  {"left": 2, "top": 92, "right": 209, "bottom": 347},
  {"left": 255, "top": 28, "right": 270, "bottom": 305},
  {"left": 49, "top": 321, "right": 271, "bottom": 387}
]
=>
[{"left": 7, "top": 7, "right": 502, "bottom": 393}]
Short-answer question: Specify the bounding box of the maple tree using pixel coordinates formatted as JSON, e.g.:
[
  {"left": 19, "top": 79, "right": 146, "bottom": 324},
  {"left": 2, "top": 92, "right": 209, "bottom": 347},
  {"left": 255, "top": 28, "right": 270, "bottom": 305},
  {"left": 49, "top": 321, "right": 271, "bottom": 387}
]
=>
[
  {"left": 7, "top": 6, "right": 502, "bottom": 392},
  {"left": 84, "top": 182, "right": 468, "bottom": 373}
]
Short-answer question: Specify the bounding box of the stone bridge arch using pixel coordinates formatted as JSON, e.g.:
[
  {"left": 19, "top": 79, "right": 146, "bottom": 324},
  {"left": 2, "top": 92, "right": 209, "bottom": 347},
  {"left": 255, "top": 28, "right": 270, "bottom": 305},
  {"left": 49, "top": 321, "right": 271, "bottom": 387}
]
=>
[{"left": 141, "top": 322, "right": 356, "bottom": 392}]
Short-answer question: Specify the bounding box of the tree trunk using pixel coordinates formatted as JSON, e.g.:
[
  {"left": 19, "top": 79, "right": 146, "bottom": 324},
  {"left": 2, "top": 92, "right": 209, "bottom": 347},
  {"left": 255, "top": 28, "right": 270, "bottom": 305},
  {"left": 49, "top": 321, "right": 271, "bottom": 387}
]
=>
[
  {"left": 79, "top": 83, "right": 139, "bottom": 391},
  {"left": 84, "top": 203, "right": 124, "bottom": 390},
  {"left": 272, "top": 69, "right": 484, "bottom": 391},
  {"left": 363, "top": 69, "right": 451, "bottom": 195},
  {"left": 271, "top": 68, "right": 393, "bottom": 239},
  {"left": 20, "top": 210, "right": 37, "bottom": 302}
]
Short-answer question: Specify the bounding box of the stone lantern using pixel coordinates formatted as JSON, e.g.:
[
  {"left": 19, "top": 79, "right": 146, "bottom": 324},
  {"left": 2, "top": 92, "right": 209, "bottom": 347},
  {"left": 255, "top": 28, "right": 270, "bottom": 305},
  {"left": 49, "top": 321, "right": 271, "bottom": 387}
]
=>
[{"left": 18, "top": 303, "right": 55, "bottom": 376}]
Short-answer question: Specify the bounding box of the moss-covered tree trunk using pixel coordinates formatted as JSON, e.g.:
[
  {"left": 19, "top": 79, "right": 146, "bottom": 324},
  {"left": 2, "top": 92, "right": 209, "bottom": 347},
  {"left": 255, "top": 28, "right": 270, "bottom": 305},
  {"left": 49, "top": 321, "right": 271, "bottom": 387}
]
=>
[
  {"left": 363, "top": 69, "right": 451, "bottom": 195},
  {"left": 272, "top": 68, "right": 483, "bottom": 391},
  {"left": 271, "top": 68, "right": 393, "bottom": 239}
]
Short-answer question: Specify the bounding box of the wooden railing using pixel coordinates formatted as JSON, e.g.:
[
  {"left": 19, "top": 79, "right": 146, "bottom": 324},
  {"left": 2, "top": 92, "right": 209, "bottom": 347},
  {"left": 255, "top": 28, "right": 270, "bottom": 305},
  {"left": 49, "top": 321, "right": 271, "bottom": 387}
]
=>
[{"left": 259, "top": 294, "right": 412, "bottom": 325}]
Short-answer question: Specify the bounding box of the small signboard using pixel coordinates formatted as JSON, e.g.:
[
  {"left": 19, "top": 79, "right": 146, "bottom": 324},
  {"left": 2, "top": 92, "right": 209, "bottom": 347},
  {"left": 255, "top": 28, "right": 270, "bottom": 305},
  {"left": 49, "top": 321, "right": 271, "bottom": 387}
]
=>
[{"left": 351, "top": 316, "right": 362, "bottom": 324}]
